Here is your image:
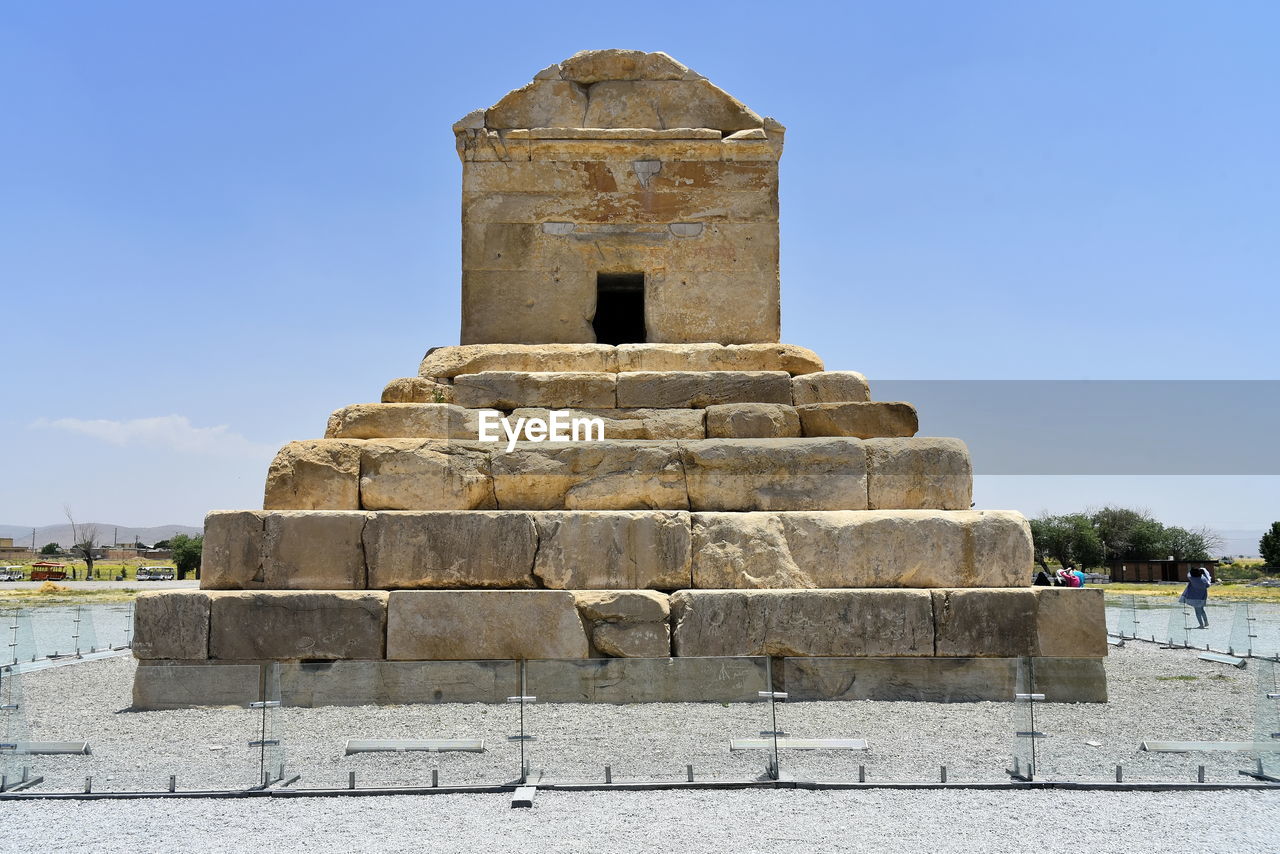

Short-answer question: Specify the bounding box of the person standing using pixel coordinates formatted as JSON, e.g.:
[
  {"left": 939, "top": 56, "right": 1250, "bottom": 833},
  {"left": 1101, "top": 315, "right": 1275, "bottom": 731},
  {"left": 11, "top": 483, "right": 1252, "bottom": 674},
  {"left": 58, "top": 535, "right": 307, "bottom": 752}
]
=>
[{"left": 1179, "top": 567, "right": 1212, "bottom": 628}]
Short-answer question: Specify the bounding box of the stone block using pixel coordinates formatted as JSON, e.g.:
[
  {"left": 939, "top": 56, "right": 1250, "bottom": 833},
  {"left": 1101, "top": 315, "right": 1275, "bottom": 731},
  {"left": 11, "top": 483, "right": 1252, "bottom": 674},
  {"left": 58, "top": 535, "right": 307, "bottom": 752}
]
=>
[
  {"left": 572, "top": 590, "right": 671, "bottom": 623},
  {"left": 533, "top": 512, "right": 691, "bottom": 589},
  {"left": 200, "top": 510, "right": 264, "bottom": 590},
  {"left": 359, "top": 440, "right": 496, "bottom": 511},
  {"left": 791, "top": 371, "right": 870, "bottom": 405},
  {"left": 381, "top": 377, "right": 454, "bottom": 404},
  {"left": 704, "top": 403, "right": 800, "bottom": 438},
  {"left": 132, "top": 591, "right": 212, "bottom": 660},
  {"left": 420, "top": 344, "right": 618, "bottom": 378},
  {"left": 487, "top": 78, "right": 588, "bottom": 129},
  {"left": 931, "top": 588, "right": 1108, "bottom": 658},
  {"left": 616, "top": 371, "right": 791, "bottom": 408},
  {"left": 644, "top": 271, "right": 780, "bottom": 344},
  {"left": 671, "top": 589, "right": 935, "bottom": 657},
  {"left": 615, "top": 343, "right": 822, "bottom": 375},
  {"left": 261, "top": 511, "right": 371, "bottom": 589},
  {"left": 280, "top": 660, "right": 520, "bottom": 705},
  {"left": 209, "top": 591, "right": 388, "bottom": 661},
  {"left": 510, "top": 407, "right": 705, "bottom": 440},
  {"left": 558, "top": 49, "right": 689, "bottom": 84},
  {"left": 263, "top": 440, "right": 362, "bottom": 511},
  {"left": 490, "top": 441, "right": 687, "bottom": 510},
  {"left": 971, "top": 511, "right": 1036, "bottom": 585},
  {"left": 680, "top": 438, "right": 867, "bottom": 511},
  {"left": 1034, "top": 587, "right": 1110, "bottom": 658},
  {"left": 386, "top": 591, "right": 589, "bottom": 660},
  {"left": 526, "top": 657, "right": 768, "bottom": 703},
  {"left": 363, "top": 511, "right": 538, "bottom": 589},
  {"left": 592, "top": 623, "right": 671, "bottom": 657},
  {"left": 452, "top": 371, "right": 617, "bottom": 409},
  {"left": 865, "top": 437, "right": 973, "bottom": 510},
  {"left": 461, "top": 269, "right": 596, "bottom": 345},
  {"left": 326, "top": 403, "right": 478, "bottom": 440},
  {"left": 798, "top": 402, "right": 918, "bottom": 439},
  {"left": 132, "top": 660, "right": 265, "bottom": 710},
  {"left": 581, "top": 80, "right": 762, "bottom": 132},
  {"left": 690, "top": 510, "right": 1031, "bottom": 589},
  {"left": 781, "top": 657, "right": 1107, "bottom": 703}
]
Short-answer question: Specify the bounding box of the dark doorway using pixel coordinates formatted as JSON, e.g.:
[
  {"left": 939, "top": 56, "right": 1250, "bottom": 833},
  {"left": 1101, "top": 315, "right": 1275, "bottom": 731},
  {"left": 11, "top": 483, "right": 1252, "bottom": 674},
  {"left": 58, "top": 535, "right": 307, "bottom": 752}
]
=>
[{"left": 593, "top": 272, "right": 646, "bottom": 344}]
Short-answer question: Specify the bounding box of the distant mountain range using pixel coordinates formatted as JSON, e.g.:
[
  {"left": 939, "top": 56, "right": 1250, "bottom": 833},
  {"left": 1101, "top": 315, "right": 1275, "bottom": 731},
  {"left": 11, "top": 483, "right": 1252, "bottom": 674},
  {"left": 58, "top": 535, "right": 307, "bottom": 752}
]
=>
[
  {"left": 1219, "top": 530, "right": 1264, "bottom": 559},
  {"left": 0, "top": 523, "right": 202, "bottom": 549}
]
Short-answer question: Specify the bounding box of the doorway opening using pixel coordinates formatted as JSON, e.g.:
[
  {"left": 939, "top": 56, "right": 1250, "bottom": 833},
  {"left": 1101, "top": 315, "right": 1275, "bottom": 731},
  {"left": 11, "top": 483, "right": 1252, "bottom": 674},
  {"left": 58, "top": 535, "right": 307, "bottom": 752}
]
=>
[{"left": 593, "top": 272, "right": 646, "bottom": 344}]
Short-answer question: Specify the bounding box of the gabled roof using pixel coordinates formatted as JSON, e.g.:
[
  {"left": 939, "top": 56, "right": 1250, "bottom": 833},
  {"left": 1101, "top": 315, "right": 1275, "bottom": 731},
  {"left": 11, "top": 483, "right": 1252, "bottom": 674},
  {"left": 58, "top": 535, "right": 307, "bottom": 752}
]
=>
[{"left": 458, "top": 50, "right": 770, "bottom": 134}]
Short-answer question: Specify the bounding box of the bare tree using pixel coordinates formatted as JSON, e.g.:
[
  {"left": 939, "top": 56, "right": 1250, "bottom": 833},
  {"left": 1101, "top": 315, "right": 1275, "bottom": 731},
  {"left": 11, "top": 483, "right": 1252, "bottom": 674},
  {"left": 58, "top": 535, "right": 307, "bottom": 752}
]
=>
[{"left": 64, "top": 505, "right": 100, "bottom": 579}]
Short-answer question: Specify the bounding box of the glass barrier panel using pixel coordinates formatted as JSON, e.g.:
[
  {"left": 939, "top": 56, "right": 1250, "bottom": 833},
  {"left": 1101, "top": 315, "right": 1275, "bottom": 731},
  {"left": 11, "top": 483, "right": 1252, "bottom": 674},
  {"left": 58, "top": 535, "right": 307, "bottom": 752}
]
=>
[
  {"left": 278, "top": 660, "right": 521, "bottom": 789},
  {"left": 12, "top": 661, "right": 263, "bottom": 793},
  {"left": 1249, "top": 658, "right": 1279, "bottom": 781},
  {"left": 94, "top": 602, "right": 134, "bottom": 652},
  {"left": 1165, "top": 601, "right": 1194, "bottom": 648},
  {"left": 524, "top": 656, "right": 773, "bottom": 784},
  {"left": 2, "top": 609, "right": 37, "bottom": 667},
  {"left": 776, "top": 657, "right": 1014, "bottom": 783},
  {"left": 1255, "top": 606, "right": 1280, "bottom": 661},
  {"left": 1228, "top": 603, "right": 1255, "bottom": 658},
  {"left": 254, "top": 662, "right": 287, "bottom": 787},
  {"left": 1025, "top": 652, "right": 1256, "bottom": 783},
  {"left": 0, "top": 664, "right": 34, "bottom": 791},
  {"left": 1109, "top": 594, "right": 1139, "bottom": 639},
  {"left": 1010, "top": 656, "right": 1039, "bottom": 781}
]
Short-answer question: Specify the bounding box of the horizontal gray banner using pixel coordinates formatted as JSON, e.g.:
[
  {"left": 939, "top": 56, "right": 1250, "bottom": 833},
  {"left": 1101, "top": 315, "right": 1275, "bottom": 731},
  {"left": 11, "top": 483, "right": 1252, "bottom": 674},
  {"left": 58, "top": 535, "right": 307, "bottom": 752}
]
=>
[{"left": 874, "top": 380, "right": 1280, "bottom": 475}]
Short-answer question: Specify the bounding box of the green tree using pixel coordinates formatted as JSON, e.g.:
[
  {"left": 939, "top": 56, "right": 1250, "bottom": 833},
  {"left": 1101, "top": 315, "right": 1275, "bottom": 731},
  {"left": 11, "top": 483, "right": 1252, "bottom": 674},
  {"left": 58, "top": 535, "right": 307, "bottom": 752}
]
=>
[
  {"left": 152, "top": 539, "right": 171, "bottom": 549},
  {"left": 1029, "top": 514, "right": 1105, "bottom": 571},
  {"left": 1090, "top": 506, "right": 1165, "bottom": 560},
  {"left": 170, "top": 534, "right": 203, "bottom": 580},
  {"left": 39, "top": 542, "right": 60, "bottom": 555},
  {"left": 1260, "top": 522, "right": 1280, "bottom": 569},
  {"left": 1160, "top": 526, "right": 1222, "bottom": 562}
]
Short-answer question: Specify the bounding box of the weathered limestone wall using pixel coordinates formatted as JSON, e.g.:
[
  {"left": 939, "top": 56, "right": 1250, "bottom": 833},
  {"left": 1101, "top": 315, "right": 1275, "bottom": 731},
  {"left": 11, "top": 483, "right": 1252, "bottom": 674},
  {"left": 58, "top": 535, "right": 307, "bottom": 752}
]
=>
[
  {"left": 200, "top": 508, "right": 1031, "bottom": 591},
  {"left": 131, "top": 587, "right": 1106, "bottom": 664},
  {"left": 262, "top": 437, "right": 971, "bottom": 512}
]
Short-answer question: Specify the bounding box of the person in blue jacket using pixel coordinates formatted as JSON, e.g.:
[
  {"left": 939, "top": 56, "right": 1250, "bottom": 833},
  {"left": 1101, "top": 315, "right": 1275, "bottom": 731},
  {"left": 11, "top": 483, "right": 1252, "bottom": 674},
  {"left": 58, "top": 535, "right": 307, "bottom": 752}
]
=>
[{"left": 1180, "top": 566, "right": 1212, "bottom": 628}]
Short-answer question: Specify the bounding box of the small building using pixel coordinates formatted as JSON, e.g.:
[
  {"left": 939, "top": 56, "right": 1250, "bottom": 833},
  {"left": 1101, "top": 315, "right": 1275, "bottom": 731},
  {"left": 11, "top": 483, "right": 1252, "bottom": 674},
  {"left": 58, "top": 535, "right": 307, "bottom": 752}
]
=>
[
  {"left": 0, "top": 537, "right": 31, "bottom": 562},
  {"left": 454, "top": 49, "right": 783, "bottom": 346},
  {"left": 1108, "top": 559, "right": 1219, "bottom": 583}
]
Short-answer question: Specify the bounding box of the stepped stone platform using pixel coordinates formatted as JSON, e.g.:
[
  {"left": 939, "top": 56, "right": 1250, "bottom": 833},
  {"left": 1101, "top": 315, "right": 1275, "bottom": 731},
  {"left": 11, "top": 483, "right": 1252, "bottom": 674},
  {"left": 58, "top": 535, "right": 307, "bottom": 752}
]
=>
[{"left": 132, "top": 49, "right": 1107, "bottom": 708}]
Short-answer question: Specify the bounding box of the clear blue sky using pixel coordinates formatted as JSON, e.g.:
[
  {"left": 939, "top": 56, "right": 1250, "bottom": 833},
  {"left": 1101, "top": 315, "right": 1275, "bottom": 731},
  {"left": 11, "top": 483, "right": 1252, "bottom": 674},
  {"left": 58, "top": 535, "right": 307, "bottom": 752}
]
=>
[{"left": 3, "top": 1, "right": 1276, "bottom": 540}]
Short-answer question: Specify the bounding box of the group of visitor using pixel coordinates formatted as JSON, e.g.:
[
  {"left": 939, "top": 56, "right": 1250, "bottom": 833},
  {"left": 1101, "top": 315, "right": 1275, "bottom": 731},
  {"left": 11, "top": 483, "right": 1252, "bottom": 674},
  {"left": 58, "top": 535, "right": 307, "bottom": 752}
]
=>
[{"left": 1032, "top": 565, "right": 1087, "bottom": 587}]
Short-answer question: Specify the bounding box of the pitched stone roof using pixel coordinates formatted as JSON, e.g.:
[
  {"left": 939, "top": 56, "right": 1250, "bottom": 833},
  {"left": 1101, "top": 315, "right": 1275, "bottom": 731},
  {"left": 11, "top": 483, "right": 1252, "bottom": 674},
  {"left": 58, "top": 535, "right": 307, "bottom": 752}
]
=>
[{"left": 457, "top": 50, "right": 767, "bottom": 134}]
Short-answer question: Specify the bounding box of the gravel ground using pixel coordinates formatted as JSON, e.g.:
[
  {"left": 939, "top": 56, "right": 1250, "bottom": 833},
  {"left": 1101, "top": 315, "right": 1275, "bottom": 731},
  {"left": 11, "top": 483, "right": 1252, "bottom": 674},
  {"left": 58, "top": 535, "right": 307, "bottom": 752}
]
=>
[
  {"left": 2, "top": 789, "right": 1277, "bottom": 854},
  {"left": 3, "top": 642, "right": 1277, "bottom": 792}
]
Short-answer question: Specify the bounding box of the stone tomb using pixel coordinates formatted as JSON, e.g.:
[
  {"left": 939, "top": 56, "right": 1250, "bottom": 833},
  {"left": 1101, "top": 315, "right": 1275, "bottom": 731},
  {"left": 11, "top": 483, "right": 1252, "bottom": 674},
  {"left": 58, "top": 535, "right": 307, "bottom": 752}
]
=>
[{"left": 133, "top": 50, "right": 1106, "bottom": 708}]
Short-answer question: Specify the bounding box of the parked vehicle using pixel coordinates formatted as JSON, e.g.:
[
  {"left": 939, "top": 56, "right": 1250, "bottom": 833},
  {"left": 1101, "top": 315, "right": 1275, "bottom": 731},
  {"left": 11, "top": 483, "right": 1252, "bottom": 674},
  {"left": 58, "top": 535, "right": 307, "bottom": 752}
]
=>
[
  {"left": 0, "top": 566, "right": 24, "bottom": 582},
  {"left": 136, "top": 566, "right": 176, "bottom": 581}
]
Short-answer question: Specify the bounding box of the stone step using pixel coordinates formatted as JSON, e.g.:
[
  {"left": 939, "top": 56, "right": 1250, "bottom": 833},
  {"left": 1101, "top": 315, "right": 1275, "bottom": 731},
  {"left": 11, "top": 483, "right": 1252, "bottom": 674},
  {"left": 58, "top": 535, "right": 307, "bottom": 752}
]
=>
[
  {"left": 326, "top": 401, "right": 919, "bottom": 441},
  {"left": 419, "top": 342, "right": 824, "bottom": 378},
  {"left": 264, "top": 437, "right": 972, "bottom": 513},
  {"left": 671, "top": 588, "right": 1108, "bottom": 659},
  {"left": 416, "top": 370, "right": 871, "bottom": 411},
  {"left": 131, "top": 655, "right": 1106, "bottom": 708},
  {"left": 131, "top": 587, "right": 1106, "bottom": 667},
  {"left": 201, "top": 508, "right": 1031, "bottom": 592}
]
